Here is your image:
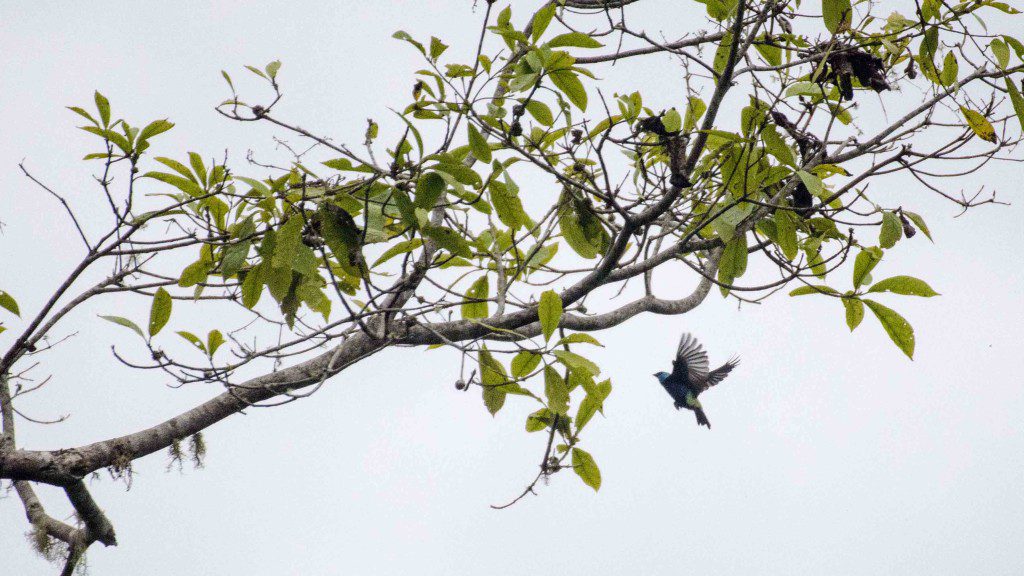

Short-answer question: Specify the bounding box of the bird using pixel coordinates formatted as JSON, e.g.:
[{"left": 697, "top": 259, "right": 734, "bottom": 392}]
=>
[{"left": 653, "top": 333, "right": 739, "bottom": 429}]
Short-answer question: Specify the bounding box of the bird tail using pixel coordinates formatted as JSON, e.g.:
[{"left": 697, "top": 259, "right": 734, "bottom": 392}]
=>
[{"left": 694, "top": 407, "right": 711, "bottom": 429}]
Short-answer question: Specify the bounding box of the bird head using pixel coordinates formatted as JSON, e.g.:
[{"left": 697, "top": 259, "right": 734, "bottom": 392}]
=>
[{"left": 653, "top": 371, "right": 670, "bottom": 383}]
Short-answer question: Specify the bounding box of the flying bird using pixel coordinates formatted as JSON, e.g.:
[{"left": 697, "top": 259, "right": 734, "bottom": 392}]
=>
[{"left": 654, "top": 333, "right": 739, "bottom": 429}]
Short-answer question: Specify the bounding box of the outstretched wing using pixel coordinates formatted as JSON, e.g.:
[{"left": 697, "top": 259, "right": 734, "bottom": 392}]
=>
[
  {"left": 692, "top": 356, "right": 740, "bottom": 393},
  {"left": 669, "top": 333, "right": 710, "bottom": 390}
]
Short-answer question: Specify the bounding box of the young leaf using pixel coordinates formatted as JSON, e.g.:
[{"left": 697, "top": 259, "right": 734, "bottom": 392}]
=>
[
  {"left": 853, "top": 247, "right": 883, "bottom": 289},
  {"left": 0, "top": 291, "right": 19, "bottom": 317},
  {"left": 99, "top": 315, "right": 144, "bottom": 338},
  {"left": 867, "top": 276, "right": 940, "bottom": 297},
  {"left": 207, "top": 330, "right": 225, "bottom": 357},
  {"left": 538, "top": 289, "right": 563, "bottom": 341},
  {"left": 572, "top": 447, "right": 601, "bottom": 491},
  {"left": 94, "top": 91, "right": 111, "bottom": 126},
  {"left": 149, "top": 288, "right": 172, "bottom": 336},
  {"left": 864, "top": 299, "right": 915, "bottom": 359}
]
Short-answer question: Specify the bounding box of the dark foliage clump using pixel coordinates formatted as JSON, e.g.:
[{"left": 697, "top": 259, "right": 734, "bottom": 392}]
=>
[{"left": 811, "top": 42, "right": 891, "bottom": 101}]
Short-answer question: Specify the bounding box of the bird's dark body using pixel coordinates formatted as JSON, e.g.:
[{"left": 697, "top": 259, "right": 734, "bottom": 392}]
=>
[{"left": 654, "top": 333, "right": 739, "bottom": 429}]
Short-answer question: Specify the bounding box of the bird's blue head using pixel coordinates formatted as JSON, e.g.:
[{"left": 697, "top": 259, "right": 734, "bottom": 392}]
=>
[{"left": 653, "top": 371, "right": 670, "bottom": 383}]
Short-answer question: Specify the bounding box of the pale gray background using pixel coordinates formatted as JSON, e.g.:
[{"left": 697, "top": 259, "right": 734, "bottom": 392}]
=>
[{"left": 2, "top": 2, "right": 1022, "bottom": 574}]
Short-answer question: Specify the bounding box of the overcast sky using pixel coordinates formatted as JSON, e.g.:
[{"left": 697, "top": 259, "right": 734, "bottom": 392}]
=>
[{"left": 2, "top": 2, "right": 1023, "bottom": 574}]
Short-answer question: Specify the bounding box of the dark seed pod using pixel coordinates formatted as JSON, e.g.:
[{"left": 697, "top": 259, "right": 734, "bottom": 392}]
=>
[
  {"left": 512, "top": 104, "right": 525, "bottom": 117},
  {"left": 455, "top": 379, "right": 467, "bottom": 391},
  {"left": 509, "top": 120, "right": 523, "bottom": 137},
  {"left": 899, "top": 212, "right": 917, "bottom": 238}
]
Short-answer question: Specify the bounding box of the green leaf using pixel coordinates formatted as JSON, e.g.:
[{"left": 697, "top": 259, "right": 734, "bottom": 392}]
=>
[
  {"left": 207, "top": 329, "right": 225, "bottom": 357},
  {"left": 867, "top": 275, "right": 940, "bottom": 297},
  {"left": 526, "top": 408, "right": 554, "bottom": 432},
  {"left": 774, "top": 211, "right": 798, "bottom": 261},
  {"left": 148, "top": 288, "right": 172, "bottom": 336},
  {"left": 544, "top": 365, "right": 570, "bottom": 415},
  {"left": 552, "top": 349, "right": 600, "bottom": 376},
  {"left": 372, "top": 238, "right": 423, "bottom": 267},
  {"left": 143, "top": 171, "right": 203, "bottom": 197},
  {"left": 0, "top": 291, "right": 19, "bottom": 317},
  {"left": 480, "top": 348, "right": 509, "bottom": 416},
  {"left": 853, "top": 247, "right": 883, "bottom": 289},
  {"left": 991, "top": 39, "right": 1010, "bottom": 69},
  {"left": 99, "top": 315, "right": 143, "bottom": 338},
  {"left": 220, "top": 241, "right": 251, "bottom": 278},
  {"left": 556, "top": 333, "right": 603, "bottom": 347},
  {"left": 392, "top": 30, "right": 425, "bottom": 55},
  {"left": 467, "top": 123, "right": 492, "bottom": 163},
  {"left": 429, "top": 37, "right": 449, "bottom": 61},
  {"left": 538, "top": 290, "right": 563, "bottom": 341},
  {"left": 415, "top": 172, "right": 446, "bottom": 209},
  {"left": 721, "top": 233, "right": 749, "bottom": 278},
  {"left": 842, "top": 297, "right": 864, "bottom": 331},
  {"left": 1005, "top": 78, "right": 1024, "bottom": 132},
  {"left": 822, "top": 0, "right": 853, "bottom": 33},
  {"left": 960, "top": 106, "right": 998, "bottom": 143},
  {"left": 548, "top": 69, "right": 587, "bottom": 111},
  {"left": 511, "top": 351, "right": 542, "bottom": 378},
  {"left": 879, "top": 211, "right": 902, "bottom": 249},
  {"left": 713, "top": 32, "right": 734, "bottom": 75},
  {"left": 548, "top": 32, "right": 603, "bottom": 49},
  {"left": 188, "top": 152, "right": 208, "bottom": 187},
  {"left": 461, "top": 275, "right": 490, "bottom": 320},
  {"left": 662, "top": 108, "right": 682, "bottom": 133},
  {"left": 684, "top": 97, "right": 707, "bottom": 131},
  {"left": 940, "top": 51, "right": 959, "bottom": 86},
  {"left": 94, "top": 91, "right": 111, "bottom": 126},
  {"left": 789, "top": 285, "right": 839, "bottom": 296},
  {"left": 424, "top": 226, "right": 473, "bottom": 258},
  {"left": 575, "top": 379, "right": 612, "bottom": 433},
  {"left": 137, "top": 119, "right": 174, "bottom": 143},
  {"left": 796, "top": 170, "right": 824, "bottom": 198},
  {"left": 531, "top": 3, "right": 556, "bottom": 42},
  {"left": 572, "top": 447, "right": 601, "bottom": 491},
  {"left": 524, "top": 100, "right": 554, "bottom": 126},
  {"left": 176, "top": 330, "right": 207, "bottom": 353},
  {"left": 241, "top": 263, "right": 266, "bottom": 309},
  {"left": 265, "top": 60, "right": 281, "bottom": 79},
  {"left": 762, "top": 126, "right": 796, "bottom": 167},
  {"left": 863, "top": 299, "right": 915, "bottom": 359},
  {"left": 178, "top": 260, "right": 210, "bottom": 288}
]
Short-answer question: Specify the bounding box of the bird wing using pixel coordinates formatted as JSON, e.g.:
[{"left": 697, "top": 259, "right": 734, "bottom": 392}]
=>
[
  {"left": 692, "top": 356, "right": 740, "bottom": 393},
  {"left": 670, "top": 333, "right": 710, "bottom": 389}
]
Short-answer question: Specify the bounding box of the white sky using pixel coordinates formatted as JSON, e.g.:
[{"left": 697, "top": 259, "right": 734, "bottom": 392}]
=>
[{"left": 2, "top": 2, "right": 1023, "bottom": 574}]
